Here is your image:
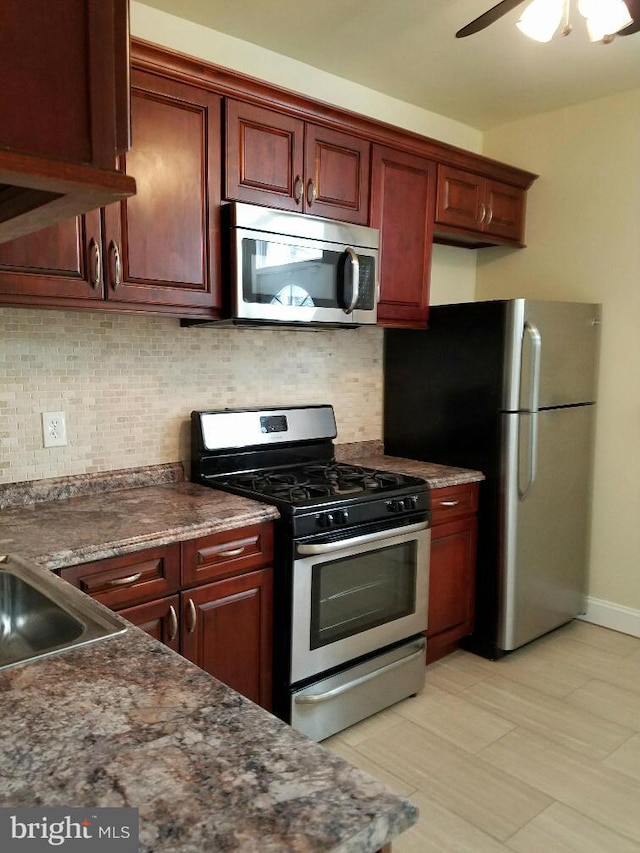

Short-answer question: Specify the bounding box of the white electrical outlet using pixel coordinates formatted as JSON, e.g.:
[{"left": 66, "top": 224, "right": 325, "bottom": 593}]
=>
[{"left": 42, "top": 411, "right": 67, "bottom": 448}]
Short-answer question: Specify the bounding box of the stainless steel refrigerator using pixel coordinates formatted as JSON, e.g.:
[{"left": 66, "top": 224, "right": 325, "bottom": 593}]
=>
[{"left": 384, "top": 299, "right": 601, "bottom": 659}]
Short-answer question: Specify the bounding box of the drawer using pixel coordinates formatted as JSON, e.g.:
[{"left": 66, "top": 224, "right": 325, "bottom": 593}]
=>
[
  {"left": 181, "top": 522, "right": 274, "bottom": 587},
  {"left": 59, "top": 543, "right": 181, "bottom": 609},
  {"left": 431, "top": 482, "right": 479, "bottom": 526}
]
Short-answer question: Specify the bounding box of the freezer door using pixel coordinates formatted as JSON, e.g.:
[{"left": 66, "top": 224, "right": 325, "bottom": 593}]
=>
[
  {"left": 503, "top": 300, "right": 601, "bottom": 411},
  {"left": 500, "top": 405, "right": 595, "bottom": 651}
]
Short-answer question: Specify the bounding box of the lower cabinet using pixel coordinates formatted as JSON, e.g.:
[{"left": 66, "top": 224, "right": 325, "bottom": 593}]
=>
[
  {"left": 59, "top": 522, "right": 274, "bottom": 710},
  {"left": 427, "top": 483, "right": 479, "bottom": 664}
]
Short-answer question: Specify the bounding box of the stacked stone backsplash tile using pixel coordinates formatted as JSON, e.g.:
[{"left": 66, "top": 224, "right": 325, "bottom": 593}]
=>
[{"left": 0, "top": 308, "right": 383, "bottom": 485}]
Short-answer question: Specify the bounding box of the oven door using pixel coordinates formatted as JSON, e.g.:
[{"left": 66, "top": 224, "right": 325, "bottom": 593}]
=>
[
  {"left": 232, "top": 227, "right": 378, "bottom": 325},
  {"left": 291, "top": 521, "right": 430, "bottom": 684}
]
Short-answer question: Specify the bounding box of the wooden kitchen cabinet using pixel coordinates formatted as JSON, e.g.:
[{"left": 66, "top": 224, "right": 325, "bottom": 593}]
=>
[
  {"left": 371, "top": 145, "right": 437, "bottom": 327},
  {"left": 181, "top": 568, "right": 273, "bottom": 710},
  {"left": 225, "top": 100, "right": 371, "bottom": 225},
  {"left": 0, "top": 64, "right": 223, "bottom": 315},
  {"left": 426, "top": 483, "right": 479, "bottom": 664},
  {"left": 59, "top": 523, "right": 274, "bottom": 710},
  {"left": 0, "top": 0, "right": 135, "bottom": 245},
  {"left": 435, "top": 165, "right": 527, "bottom": 247}
]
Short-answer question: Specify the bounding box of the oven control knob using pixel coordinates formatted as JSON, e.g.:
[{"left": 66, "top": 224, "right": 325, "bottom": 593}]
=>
[
  {"left": 335, "top": 509, "right": 349, "bottom": 525},
  {"left": 386, "top": 499, "right": 401, "bottom": 513},
  {"left": 407, "top": 495, "right": 418, "bottom": 510}
]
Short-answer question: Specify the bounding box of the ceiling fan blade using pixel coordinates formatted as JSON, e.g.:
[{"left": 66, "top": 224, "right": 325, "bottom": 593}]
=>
[
  {"left": 456, "top": 0, "right": 528, "bottom": 37},
  {"left": 618, "top": 0, "right": 640, "bottom": 33}
]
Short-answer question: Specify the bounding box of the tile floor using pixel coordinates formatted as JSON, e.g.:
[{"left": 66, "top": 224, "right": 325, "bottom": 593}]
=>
[{"left": 324, "top": 620, "right": 640, "bottom": 852}]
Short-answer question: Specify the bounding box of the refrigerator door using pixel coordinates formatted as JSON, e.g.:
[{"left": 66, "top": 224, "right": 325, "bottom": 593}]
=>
[
  {"left": 500, "top": 404, "right": 595, "bottom": 651},
  {"left": 503, "top": 300, "right": 601, "bottom": 412}
]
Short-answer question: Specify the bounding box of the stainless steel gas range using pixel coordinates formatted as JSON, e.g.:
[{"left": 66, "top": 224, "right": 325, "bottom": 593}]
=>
[{"left": 191, "top": 405, "right": 430, "bottom": 741}]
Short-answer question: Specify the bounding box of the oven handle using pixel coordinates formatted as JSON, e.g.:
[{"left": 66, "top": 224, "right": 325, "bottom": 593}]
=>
[
  {"left": 293, "top": 641, "right": 426, "bottom": 705},
  {"left": 296, "top": 520, "right": 429, "bottom": 556}
]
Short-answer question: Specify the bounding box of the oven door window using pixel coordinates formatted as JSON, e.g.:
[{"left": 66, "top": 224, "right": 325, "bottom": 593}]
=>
[
  {"left": 310, "top": 542, "right": 417, "bottom": 649},
  {"left": 241, "top": 236, "right": 375, "bottom": 311}
]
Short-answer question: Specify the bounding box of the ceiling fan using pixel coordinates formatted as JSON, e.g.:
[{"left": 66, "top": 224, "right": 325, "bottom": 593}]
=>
[{"left": 456, "top": 0, "right": 640, "bottom": 38}]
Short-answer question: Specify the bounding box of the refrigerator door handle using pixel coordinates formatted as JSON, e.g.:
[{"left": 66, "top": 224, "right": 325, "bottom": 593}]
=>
[{"left": 519, "top": 321, "right": 542, "bottom": 499}]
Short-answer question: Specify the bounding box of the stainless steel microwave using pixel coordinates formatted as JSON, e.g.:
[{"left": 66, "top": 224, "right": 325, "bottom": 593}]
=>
[{"left": 225, "top": 202, "right": 379, "bottom": 327}]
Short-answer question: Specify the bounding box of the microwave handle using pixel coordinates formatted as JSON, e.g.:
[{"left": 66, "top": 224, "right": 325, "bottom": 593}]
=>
[{"left": 342, "top": 247, "right": 360, "bottom": 314}]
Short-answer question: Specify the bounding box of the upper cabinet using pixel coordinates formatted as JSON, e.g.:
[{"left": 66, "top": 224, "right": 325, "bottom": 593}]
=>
[
  {"left": 0, "top": 62, "right": 223, "bottom": 316},
  {"left": 225, "top": 100, "right": 370, "bottom": 225},
  {"left": 0, "top": 0, "right": 136, "bottom": 245},
  {"left": 435, "top": 164, "right": 530, "bottom": 248},
  {"left": 371, "top": 146, "right": 436, "bottom": 328}
]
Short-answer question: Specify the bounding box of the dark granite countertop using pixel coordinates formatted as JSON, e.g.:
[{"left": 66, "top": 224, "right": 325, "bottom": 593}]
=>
[
  {"left": 335, "top": 444, "right": 484, "bottom": 488},
  {"left": 0, "top": 622, "right": 417, "bottom": 852}
]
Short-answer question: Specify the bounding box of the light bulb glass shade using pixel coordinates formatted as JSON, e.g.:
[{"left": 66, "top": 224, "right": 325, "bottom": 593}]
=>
[
  {"left": 517, "top": 0, "right": 565, "bottom": 41},
  {"left": 578, "top": 0, "right": 633, "bottom": 40}
]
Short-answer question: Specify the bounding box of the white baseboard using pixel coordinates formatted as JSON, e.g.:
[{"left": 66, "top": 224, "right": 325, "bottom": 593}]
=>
[{"left": 578, "top": 597, "right": 640, "bottom": 638}]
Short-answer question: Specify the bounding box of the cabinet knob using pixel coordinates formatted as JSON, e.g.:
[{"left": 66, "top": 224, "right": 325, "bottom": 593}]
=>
[
  {"left": 477, "top": 202, "right": 486, "bottom": 224},
  {"left": 485, "top": 205, "right": 493, "bottom": 226},
  {"left": 186, "top": 599, "right": 197, "bottom": 633},
  {"left": 294, "top": 175, "right": 303, "bottom": 205},
  {"left": 440, "top": 500, "right": 460, "bottom": 507},
  {"left": 307, "top": 178, "right": 317, "bottom": 207},
  {"left": 167, "top": 605, "right": 178, "bottom": 642},
  {"left": 106, "top": 571, "right": 142, "bottom": 587},
  {"left": 89, "top": 238, "right": 101, "bottom": 290},
  {"left": 109, "top": 240, "right": 122, "bottom": 290}
]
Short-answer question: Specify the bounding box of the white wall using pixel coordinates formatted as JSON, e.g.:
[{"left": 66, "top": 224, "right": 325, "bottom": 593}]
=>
[{"left": 479, "top": 89, "right": 640, "bottom": 617}]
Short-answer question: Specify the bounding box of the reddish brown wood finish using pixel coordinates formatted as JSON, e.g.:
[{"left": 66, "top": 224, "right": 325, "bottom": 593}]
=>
[
  {"left": 371, "top": 145, "right": 436, "bottom": 327},
  {"left": 181, "top": 568, "right": 273, "bottom": 710},
  {"left": 435, "top": 165, "right": 526, "bottom": 247},
  {"left": 0, "top": 0, "right": 135, "bottom": 244},
  {"left": 60, "top": 544, "right": 181, "bottom": 610},
  {"left": 119, "top": 594, "right": 181, "bottom": 652},
  {"left": 181, "top": 522, "right": 274, "bottom": 587},
  {"left": 426, "top": 483, "right": 479, "bottom": 664},
  {"left": 103, "top": 69, "right": 222, "bottom": 310},
  {"left": 0, "top": 210, "right": 103, "bottom": 301},
  {"left": 225, "top": 100, "right": 370, "bottom": 224}
]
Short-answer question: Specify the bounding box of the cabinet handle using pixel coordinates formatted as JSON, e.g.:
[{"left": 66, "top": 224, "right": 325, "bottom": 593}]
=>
[
  {"left": 307, "top": 178, "right": 317, "bottom": 207},
  {"left": 439, "top": 500, "right": 460, "bottom": 507},
  {"left": 186, "top": 599, "right": 197, "bottom": 633},
  {"left": 167, "top": 605, "right": 178, "bottom": 642},
  {"left": 106, "top": 572, "right": 142, "bottom": 587},
  {"left": 485, "top": 205, "right": 493, "bottom": 226},
  {"left": 109, "top": 240, "right": 122, "bottom": 290},
  {"left": 294, "top": 175, "right": 303, "bottom": 204},
  {"left": 89, "top": 238, "right": 101, "bottom": 289},
  {"left": 477, "top": 202, "right": 486, "bottom": 224},
  {"left": 217, "top": 546, "right": 245, "bottom": 558}
]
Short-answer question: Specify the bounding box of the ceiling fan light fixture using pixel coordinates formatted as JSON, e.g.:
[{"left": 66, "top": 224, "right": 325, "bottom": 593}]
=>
[
  {"left": 578, "top": 0, "right": 633, "bottom": 40},
  {"left": 517, "top": 0, "right": 566, "bottom": 41}
]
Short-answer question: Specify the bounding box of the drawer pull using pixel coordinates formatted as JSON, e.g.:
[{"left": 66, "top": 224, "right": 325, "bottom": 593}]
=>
[
  {"left": 218, "top": 547, "right": 245, "bottom": 558},
  {"left": 439, "top": 500, "right": 460, "bottom": 507},
  {"left": 106, "top": 572, "right": 142, "bottom": 587},
  {"left": 186, "top": 599, "right": 197, "bottom": 633},
  {"left": 167, "top": 605, "right": 178, "bottom": 642}
]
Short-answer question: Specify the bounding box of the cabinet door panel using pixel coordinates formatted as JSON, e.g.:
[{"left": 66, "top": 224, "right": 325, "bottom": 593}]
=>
[
  {"left": 0, "top": 210, "right": 102, "bottom": 300},
  {"left": 305, "top": 124, "right": 370, "bottom": 224},
  {"left": 435, "top": 165, "right": 483, "bottom": 231},
  {"left": 103, "top": 70, "right": 221, "bottom": 309},
  {"left": 182, "top": 568, "right": 273, "bottom": 710},
  {"left": 225, "top": 100, "right": 304, "bottom": 211},
  {"left": 485, "top": 180, "right": 525, "bottom": 242},
  {"left": 119, "top": 595, "right": 180, "bottom": 651},
  {"left": 427, "top": 516, "right": 477, "bottom": 663},
  {"left": 371, "top": 145, "right": 435, "bottom": 327}
]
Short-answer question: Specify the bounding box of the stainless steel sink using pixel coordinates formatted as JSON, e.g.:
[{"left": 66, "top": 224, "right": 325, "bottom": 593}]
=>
[{"left": 0, "top": 553, "right": 126, "bottom": 672}]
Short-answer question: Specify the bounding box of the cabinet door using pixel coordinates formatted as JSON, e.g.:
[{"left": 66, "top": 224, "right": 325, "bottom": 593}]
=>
[
  {"left": 181, "top": 568, "right": 273, "bottom": 710},
  {"left": 103, "top": 69, "right": 222, "bottom": 310},
  {"left": 119, "top": 595, "right": 180, "bottom": 652},
  {"left": 435, "top": 165, "right": 484, "bottom": 232},
  {"left": 427, "top": 516, "right": 477, "bottom": 664},
  {"left": 371, "top": 145, "right": 436, "bottom": 327},
  {"left": 225, "top": 100, "right": 305, "bottom": 212},
  {"left": 484, "top": 180, "right": 525, "bottom": 242},
  {"left": 304, "top": 124, "right": 370, "bottom": 224},
  {"left": 0, "top": 210, "right": 103, "bottom": 303}
]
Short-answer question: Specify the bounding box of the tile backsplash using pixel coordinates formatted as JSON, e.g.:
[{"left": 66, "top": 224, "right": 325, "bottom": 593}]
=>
[{"left": 1, "top": 308, "right": 383, "bottom": 485}]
